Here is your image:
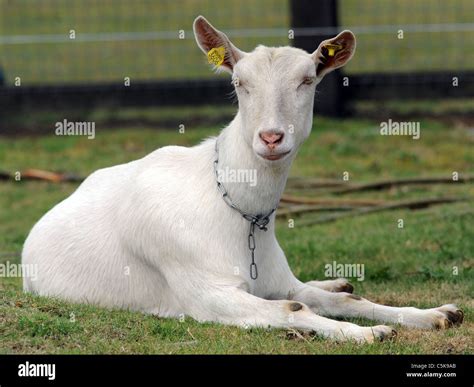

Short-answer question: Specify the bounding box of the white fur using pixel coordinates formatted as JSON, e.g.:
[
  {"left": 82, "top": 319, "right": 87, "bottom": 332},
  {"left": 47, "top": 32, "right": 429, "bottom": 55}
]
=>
[{"left": 22, "top": 16, "right": 462, "bottom": 342}]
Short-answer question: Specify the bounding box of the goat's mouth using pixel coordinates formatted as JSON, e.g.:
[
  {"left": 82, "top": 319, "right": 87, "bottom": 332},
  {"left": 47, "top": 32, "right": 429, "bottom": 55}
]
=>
[{"left": 258, "top": 150, "right": 291, "bottom": 161}]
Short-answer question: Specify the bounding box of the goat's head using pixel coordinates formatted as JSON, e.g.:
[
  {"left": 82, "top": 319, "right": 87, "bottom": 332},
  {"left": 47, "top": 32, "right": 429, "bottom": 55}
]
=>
[{"left": 193, "top": 16, "right": 356, "bottom": 165}]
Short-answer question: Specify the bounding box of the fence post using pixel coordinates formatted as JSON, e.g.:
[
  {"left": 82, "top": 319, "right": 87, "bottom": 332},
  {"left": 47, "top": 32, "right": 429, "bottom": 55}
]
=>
[{"left": 290, "top": 0, "right": 345, "bottom": 117}]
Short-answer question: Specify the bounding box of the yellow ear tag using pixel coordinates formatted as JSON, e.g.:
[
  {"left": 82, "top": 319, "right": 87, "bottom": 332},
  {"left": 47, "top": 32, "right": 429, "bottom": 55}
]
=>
[
  {"left": 325, "top": 44, "right": 342, "bottom": 57},
  {"left": 207, "top": 46, "right": 226, "bottom": 66}
]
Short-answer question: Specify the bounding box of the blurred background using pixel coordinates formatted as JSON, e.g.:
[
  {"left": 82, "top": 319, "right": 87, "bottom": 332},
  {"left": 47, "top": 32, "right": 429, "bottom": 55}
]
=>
[
  {"left": 0, "top": 0, "right": 473, "bottom": 130},
  {"left": 0, "top": 1, "right": 473, "bottom": 354}
]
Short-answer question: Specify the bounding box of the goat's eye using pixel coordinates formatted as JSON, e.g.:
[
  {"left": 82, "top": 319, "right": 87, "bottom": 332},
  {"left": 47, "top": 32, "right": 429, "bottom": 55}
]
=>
[
  {"left": 301, "top": 76, "right": 315, "bottom": 86},
  {"left": 232, "top": 77, "right": 249, "bottom": 94}
]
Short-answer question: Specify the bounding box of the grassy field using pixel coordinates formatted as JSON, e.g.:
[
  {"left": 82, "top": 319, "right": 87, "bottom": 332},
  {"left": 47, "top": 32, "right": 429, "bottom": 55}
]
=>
[
  {"left": 0, "top": 109, "right": 473, "bottom": 354},
  {"left": 1, "top": 0, "right": 473, "bottom": 84}
]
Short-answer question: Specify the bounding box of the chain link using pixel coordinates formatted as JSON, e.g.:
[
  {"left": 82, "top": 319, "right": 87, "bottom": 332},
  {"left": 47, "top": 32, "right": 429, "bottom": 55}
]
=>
[
  {"left": 214, "top": 139, "right": 277, "bottom": 280},
  {"left": 248, "top": 220, "right": 258, "bottom": 279}
]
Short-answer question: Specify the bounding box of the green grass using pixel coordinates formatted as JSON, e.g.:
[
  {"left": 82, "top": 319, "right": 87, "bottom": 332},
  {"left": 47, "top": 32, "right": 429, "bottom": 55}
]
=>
[
  {"left": 1, "top": 0, "right": 473, "bottom": 84},
  {"left": 0, "top": 109, "right": 473, "bottom": 354}
]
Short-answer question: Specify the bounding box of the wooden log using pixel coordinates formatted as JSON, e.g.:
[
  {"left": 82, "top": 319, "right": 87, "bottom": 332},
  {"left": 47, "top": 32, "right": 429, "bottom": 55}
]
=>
[{"left": 297, "top": 197, "right": 469, "bottom": 226}]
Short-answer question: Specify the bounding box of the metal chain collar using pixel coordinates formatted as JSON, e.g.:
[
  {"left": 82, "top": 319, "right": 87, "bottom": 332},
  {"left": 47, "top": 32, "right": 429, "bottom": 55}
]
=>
[{"left": 213, "top": 139, "right": 277, "bottom": 280}]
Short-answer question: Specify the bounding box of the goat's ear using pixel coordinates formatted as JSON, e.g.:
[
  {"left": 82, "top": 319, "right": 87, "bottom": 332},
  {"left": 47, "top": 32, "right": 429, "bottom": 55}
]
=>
[
  {"left": 193, "top": 15, "right": 245, "bottom": 74},
  {"left": 312, "top": 30, "right": 356, "bottom": 79}
]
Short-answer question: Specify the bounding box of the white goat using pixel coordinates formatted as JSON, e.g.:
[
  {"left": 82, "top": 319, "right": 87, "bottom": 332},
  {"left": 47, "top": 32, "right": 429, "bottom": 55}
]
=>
[{"left": 22, "top": 16, "right": 463, "bottom": 342}]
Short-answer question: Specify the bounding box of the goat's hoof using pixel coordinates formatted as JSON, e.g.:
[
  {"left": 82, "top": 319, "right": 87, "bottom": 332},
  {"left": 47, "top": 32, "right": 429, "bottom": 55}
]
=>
[
  {"left": 336, "top": 324, "right": 396, "bottom": 343},
  {"left": 333, "top": 278, "right": 354, "bottom": 293},
  {"left": 433, "top": 305, "right": 464, "bottom": 329},
  {"left": 340, "top": 282, "right": 354, "bottom": 294},
  {"left": 377, "top": 326, "right": 398, "bottom": 342},
  {"left": 361, "top": 325, "right": 397, "bottom": 343}
]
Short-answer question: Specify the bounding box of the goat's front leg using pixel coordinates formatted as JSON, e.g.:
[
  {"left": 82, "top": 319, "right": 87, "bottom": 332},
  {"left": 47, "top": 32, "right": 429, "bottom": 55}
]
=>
[
  {"left": 292, "top": 285, "right": 464, "bottom": 329},
  {"left": 183, "top": 285, "right": 395, "bottom": 343}
]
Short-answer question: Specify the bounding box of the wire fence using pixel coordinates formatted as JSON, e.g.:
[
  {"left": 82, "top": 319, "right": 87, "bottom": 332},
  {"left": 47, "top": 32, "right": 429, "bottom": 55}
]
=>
[
  {"left": 1, "top": 0, "right": 473, "bottom": 86},
  {"left": 0, "top": 0, "right": 289, "bottom": 84}
]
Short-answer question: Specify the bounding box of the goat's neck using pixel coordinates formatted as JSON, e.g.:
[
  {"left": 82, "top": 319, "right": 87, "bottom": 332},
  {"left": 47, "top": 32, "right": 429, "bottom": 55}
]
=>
[{"left": 216, "top": 113, "right": 291, "bottom": 216}]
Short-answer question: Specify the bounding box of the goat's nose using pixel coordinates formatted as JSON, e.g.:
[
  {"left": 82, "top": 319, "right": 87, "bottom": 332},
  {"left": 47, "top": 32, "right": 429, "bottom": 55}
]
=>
[{"left": 259, "top": 131, "right": 284, "bottom": 149}]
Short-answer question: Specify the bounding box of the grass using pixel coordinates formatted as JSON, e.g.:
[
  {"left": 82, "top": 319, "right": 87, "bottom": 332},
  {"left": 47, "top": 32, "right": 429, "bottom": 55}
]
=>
[
  {"left": 0, "top": 109, "right": 473, "bottom": 354},
  {"left": 1, "top": 0, "right": 473, "bottom": 84}
]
